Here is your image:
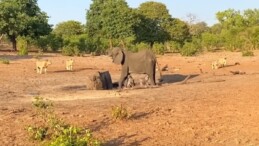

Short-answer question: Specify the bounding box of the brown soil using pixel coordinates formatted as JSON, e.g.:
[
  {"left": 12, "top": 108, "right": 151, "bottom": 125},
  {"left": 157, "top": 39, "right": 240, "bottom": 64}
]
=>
[{"left": 1, "top": 50, "right": 259, "bottom": 146}]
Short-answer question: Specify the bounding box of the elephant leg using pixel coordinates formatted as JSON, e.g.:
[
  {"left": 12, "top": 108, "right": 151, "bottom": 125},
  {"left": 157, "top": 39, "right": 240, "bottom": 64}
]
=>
[
  {"left": 147, "top": 63, "right": 156, "bottom": 86},
  {"left": 118, "top": 66, "right": 128, "bottom": 89}
]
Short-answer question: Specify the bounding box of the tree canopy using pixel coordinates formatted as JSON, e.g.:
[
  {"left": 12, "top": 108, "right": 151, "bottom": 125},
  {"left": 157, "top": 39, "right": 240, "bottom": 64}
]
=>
[{"left": 0, "top": 0, "right": 51, "bottom": 50}]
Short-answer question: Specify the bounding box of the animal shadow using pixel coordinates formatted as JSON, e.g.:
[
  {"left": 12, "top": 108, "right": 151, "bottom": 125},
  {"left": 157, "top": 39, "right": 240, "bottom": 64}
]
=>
[
  {"left": 60, "top": 85, "right": 86, "bottom": 91},
  {"left": 129, "top": 111, "right": 152, "bottom": 120},
  {"left": 104, "top": 134, "right": 150, "bottom": 146},
  {"left": 161, "top": 74, "right": 199, "bottom": 84}
]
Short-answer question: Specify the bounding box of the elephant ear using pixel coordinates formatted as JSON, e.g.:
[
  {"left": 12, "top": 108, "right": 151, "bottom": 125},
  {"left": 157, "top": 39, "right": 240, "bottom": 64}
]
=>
[{"left": 113, "top": 49, "right": 123, "bottom": 65}]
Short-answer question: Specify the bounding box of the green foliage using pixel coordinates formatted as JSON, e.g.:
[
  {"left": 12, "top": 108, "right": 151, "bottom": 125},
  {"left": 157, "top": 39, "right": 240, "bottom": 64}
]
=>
[
  {"left": 180, "top": 38, "right": 202, "bottom": 56},
  {"left": 26, "top": 97, "right": 101, "bottom": 145},
  {"left": 152, "top": 43, "right": 165, "bottom": 55},
  {"left": 133, "top": 42, "right": 150, "bottom": 52},
  {"left": 26, "top": 126, "right": 48, "bottom": 141},
  {"left": 17, "top": 36, "right": 28, "bottom": 56},
  {"left": 48, "top": 34, "right": 63, "bottom": 52},
  {"left": 49, "top": 127, "right": 101, "bottom": 146},
  {"left": 0, "top": 0, "right": 51, "bottom": 50},
  {"left": 242, "top": 50, "right": 254, "bottom": 56},
  {"left": 32, "top": 96, "right": 53, "bottom": 110},
  {"left": 62, "top": 45, "right": 80, "bottom": 56},
  {"left": 86, "top": 0, "right": 137, "bottom": 41},
  {"left": 165, "top": 18, "right": 190, "bottom": 45},
  {"left": 165, "top": 41, "right": 182, "bottom": 53},
  {"left": 111, "top": 104, "right": 130, "bottom": 120},
  {"left": 0, "top": 58, "right": 10, "bottom": 64},
  {"left": 53, "top": 21, "right": 84, "bottom": 38},
  {"left": 135, "top": 1, "right": 171, "bottom": 47},
  {"left": 201, "top": 32, "right": 222, "bottom": 51}
]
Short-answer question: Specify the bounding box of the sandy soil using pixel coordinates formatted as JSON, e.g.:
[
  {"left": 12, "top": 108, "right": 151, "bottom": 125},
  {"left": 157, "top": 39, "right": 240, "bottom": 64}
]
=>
[{"left": 0, "top": 50, "right": 259, "bottom": 146}]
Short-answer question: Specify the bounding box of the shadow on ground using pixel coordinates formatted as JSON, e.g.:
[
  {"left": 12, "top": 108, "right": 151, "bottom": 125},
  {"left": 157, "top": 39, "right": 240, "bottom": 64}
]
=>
[
  {"left": 161, "top": 74, "right": 199, "bottom": 84},
  {"left": 104, "top": 134, "right": 150, "bottom": 146},
  {"left": 60, "top": 85, "right": 87, "bottom": 91}
]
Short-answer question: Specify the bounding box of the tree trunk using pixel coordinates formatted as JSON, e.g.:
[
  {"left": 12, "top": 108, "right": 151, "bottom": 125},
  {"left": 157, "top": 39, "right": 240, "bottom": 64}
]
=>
[
  {"left": 150, "top": 41, "right": 154, "bottom": 49},
  {"left": 10, "top": 35, "right": 17, "bottom": 51}
]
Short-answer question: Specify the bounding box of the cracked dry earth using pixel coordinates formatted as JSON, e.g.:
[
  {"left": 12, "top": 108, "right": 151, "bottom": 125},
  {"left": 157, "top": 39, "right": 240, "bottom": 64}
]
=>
[{"left": 0, "top": 51, "right": 259, "bottom": 146}]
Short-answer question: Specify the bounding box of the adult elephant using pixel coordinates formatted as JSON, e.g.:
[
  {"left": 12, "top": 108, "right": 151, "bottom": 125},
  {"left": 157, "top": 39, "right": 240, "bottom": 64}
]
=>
[{"left": 109, "top": 47, "right": 159, "bottom": 89}]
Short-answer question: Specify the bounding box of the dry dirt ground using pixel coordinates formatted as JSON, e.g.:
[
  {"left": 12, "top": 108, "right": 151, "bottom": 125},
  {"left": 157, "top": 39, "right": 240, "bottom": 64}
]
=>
[{"left": 1, "top": 50, "right": 259, "bottom": 146}]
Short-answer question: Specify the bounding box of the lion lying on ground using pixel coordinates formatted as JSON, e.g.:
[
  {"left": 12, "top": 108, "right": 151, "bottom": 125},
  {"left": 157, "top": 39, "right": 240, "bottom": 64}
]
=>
[
  {"left": 36, "top": 60, "right": 52, "bottom": 74},
  {"left": 66, "top": 59, "right": 74, "bottom": 71}
]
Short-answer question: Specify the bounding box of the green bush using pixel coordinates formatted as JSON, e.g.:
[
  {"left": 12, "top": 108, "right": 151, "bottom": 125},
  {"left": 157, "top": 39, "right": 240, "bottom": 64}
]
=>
[
  {"left": 152, "top": 43, "right": 165, "bottom": 55},
  {"left": 111, "top": 104, "right": 130, "bottom": 120},
  {"left": 180, "top": 38, "right": 202, "bottom": 56},
  {"left": 49, "top": 34, "right": 63, "bottom": 52},
  {"left": 62, "top": 45, "right": 80, "bottom": 56},
  {"left": 0, "top": 58, "right": 10, "bottom": 64},
  {"left": 17, "top": 37, "right": 28, "bottom": 56},
  {"left": 133, "top": 42, "right": 150, "bottom": 52},
  {"left": 26, "top": 97, "right": 102, "bottom": 145},
  {"left": 242, "top": 50, "right": 254, "bottom": 56},
  {"left": 165, "top": 41, "right": 181, "bottom": 53}
]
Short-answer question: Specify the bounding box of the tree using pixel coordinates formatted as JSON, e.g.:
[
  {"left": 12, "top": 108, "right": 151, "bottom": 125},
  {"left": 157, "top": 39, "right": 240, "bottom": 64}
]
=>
[
  {"left": 165, "top": 18, "right": 190, "bottom": 44},
  {"left": 53, "top": 20, "right": 84, "bottom": 38},
  {"left": 189, "top": 21, "right": 209, "bottom": 37},
  {"left": 216, "top": 9, "right": 246, "bottom": 29},
  {"left": 86, "top": 0, "right": 137, "bottom": 49},
  {"left": 0, "top": 0, "right": 51, "bottom": 50},
  {"left": 135, "top": 1, "right": 171, "bottom": 48},
  {"left": 243, "top": 9, "right": 259, "bottom": 27}
]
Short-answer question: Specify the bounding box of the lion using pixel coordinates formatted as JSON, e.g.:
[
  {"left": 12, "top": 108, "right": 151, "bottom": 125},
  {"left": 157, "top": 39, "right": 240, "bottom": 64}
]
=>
[
  {"left": 66, "top": 59, "right": 74, "bottom": 71},
  {"left": 124, "top": 74, "right": 135, "bottom": 88},
  {"left": 139, "top": 75, "right": 150, "bottom": 87},
  {"left": 217, "top": 57, "right": 227, "bottom": 67},
  {"left": 36, "top": 59, "right": 52, "bottom": 74},
  {"left": 211, "top": 58, "right": 227, "bottom": 69}
]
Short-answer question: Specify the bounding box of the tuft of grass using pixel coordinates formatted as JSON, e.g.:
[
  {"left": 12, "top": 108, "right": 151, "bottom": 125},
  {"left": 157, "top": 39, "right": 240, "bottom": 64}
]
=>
[
  {"left": 26, "top": 126, "right": 48, "bottom": 141},
  {"left": 111, "top": 104, "right": 130, "bottom": 120},
  {"left": 242, "top": 50, "right": 254, "bottom": 57},
  {"left": 0, "top": 58, "right": 10, "bottom": 64},
  {"left": 32, "top": 96, "right": 53, "bottom": 109}
]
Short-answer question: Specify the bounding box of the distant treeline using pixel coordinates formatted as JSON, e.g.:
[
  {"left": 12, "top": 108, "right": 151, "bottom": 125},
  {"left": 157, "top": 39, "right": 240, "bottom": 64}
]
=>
[{"left": 0, "top": 0, "right": 258, "bottom": 56}]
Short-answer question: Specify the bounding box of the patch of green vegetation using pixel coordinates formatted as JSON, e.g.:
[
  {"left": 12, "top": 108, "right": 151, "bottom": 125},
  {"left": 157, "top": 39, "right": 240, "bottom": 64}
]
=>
[
  {"left": 242, "top": 50, "right": 254, "bottom": 57},
  {"left": 26, "top": 97, "right": 101, "bottom": 146},
  {"left": 0, "top": 58, "right": 10, "bottom": 64},
  {"left": 111, "top": 104, "right": 130, "bottom": 120}
]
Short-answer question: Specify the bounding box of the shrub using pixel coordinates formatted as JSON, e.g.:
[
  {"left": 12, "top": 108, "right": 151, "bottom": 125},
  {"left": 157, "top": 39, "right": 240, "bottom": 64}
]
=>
[
  {"left": 62, "top": 45, "right": 80, "bottom": 56},
  {"left": 242, "top": 50, "right": 254, "bottom": 56},
  {"left": 26, "top": 126, "right": 48, "bottom": 141},
  {"left": 0, "top": 58, "right": 10, "bottom": 64},
  {"left": 180, "top": 38, "right": 202, "bottom": 56},
  {"left": 133, "top": 42, "right": 150, "bottom": 52},
  {"left": 111, "top": 104, "right": 130, "bottom": 120},
  {"left": 17, "top": 37, "right": 28, "bottom": 56},
  {"left": 27, "top": 97, "right": 101, "bottom": 145},
  {"left": 152, "top": 43, "right": 165, "bottom": 55}
]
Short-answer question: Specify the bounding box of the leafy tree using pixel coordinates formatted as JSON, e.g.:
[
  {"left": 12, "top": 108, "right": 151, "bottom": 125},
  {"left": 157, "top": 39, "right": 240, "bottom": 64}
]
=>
[
  {"left": 86, "top": 0, "right": 137, "bottom": 49},
  {"left": 0, "top": 0, "right": 51, "bottom": 51},
  {"left": 189, "top": 21, "right": 209, "bottom": 37},
  {"left": 53, "top": 20, "right": 84, "bottom": 38},
  {"left": 135, "top": 1, "right": 171, "bottom": 48},
  {"left": 243, "top": 9, "right": 259, "bottom": 27},
  {"left": 216, "top": 9, "right": 246, "bottom": 29},
  {"left": 165, "top": 18, "right": 190, "bottom": 45}
]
